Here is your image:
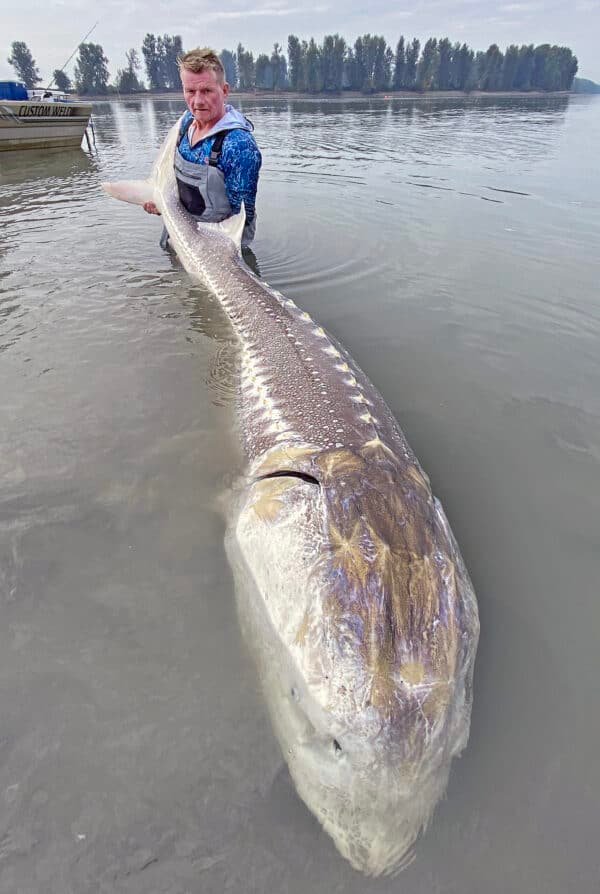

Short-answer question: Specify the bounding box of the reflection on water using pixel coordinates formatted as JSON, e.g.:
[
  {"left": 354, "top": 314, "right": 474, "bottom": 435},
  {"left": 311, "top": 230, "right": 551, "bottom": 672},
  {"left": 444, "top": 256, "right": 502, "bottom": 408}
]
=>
[
  {"left": 0, "top": 95, "right": 599, "bottom": 893},
  {"left": 0, "top": 146, "right": 97, "bottom": 186}
]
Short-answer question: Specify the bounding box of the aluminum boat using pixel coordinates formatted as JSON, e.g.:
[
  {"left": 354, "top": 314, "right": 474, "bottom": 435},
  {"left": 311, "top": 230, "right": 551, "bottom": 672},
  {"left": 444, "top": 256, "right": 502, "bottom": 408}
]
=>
[{"left": 0, "top": 83, "right": 92, "bottom": 152}]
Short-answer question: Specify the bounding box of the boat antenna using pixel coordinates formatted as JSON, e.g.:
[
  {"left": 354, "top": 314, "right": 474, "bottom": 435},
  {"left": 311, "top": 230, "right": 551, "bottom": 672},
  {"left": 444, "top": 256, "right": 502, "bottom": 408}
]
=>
[{"left": 45, "top": 21, "right": 99, "bottom": 91}]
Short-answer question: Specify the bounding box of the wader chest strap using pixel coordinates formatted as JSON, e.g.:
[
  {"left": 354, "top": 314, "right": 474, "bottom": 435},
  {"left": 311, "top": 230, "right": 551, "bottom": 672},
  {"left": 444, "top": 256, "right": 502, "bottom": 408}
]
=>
[
  {"left": 208, "top": 131, "right": 227, "bottom": 166},
  {"left": 177, "top": 119, "right": 228, "bottom": 166}
]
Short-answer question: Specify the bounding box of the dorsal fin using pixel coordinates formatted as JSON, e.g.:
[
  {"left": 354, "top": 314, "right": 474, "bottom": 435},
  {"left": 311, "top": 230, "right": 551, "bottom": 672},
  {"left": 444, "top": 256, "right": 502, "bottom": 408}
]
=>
[{"left": 198, "top": 203, "right": 246, "bottom": 252}]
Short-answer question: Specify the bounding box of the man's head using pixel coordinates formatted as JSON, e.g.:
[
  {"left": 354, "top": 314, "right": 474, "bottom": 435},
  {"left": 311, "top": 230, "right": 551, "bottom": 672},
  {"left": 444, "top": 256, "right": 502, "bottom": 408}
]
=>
[{"left": 179, "top": 48, "right": 229, "bottom": 130}]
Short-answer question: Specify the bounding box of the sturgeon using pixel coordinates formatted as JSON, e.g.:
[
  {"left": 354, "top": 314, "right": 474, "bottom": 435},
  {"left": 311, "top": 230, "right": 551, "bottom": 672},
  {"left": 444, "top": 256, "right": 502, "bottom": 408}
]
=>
[{"left": 103, "top": 120, "right": 479, "bottom": 876}]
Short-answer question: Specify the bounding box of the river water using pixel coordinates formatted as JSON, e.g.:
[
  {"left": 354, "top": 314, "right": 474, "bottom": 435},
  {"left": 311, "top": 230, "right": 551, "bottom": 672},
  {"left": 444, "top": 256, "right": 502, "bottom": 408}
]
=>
[{"left": 1, "top": 95, "right": 599, "bottom": 893}]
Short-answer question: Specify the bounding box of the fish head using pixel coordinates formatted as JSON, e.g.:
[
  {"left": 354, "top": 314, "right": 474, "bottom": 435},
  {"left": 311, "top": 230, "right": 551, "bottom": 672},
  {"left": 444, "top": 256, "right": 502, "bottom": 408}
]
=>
[{"left": 228, "top": 444, "right": 479, "bottom": 875}]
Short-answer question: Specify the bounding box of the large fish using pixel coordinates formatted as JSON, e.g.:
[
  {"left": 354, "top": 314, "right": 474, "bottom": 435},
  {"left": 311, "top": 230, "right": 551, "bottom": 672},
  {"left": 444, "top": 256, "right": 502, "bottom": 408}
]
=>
[{"left": 103, "top": 120, "right": 479, "bottom": 876}]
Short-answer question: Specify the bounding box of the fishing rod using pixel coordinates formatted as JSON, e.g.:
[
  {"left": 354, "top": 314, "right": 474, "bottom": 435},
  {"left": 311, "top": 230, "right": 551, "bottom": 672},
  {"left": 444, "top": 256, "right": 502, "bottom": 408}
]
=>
[{"left": 45, "top": 21, "right": 99, "bottom": 91}]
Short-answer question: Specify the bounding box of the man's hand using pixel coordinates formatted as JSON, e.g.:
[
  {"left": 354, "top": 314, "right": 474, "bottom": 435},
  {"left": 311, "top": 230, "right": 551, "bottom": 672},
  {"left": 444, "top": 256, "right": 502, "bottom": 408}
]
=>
[{"left": 143, "top": 201, "right": 161, "bottom": 215}]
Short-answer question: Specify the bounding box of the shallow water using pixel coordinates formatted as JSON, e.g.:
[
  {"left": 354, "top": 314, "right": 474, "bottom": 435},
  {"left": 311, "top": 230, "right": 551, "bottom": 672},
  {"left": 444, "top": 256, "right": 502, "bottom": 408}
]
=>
[{"left": 1, "top": 95, "right": 599, "bottom": 893}]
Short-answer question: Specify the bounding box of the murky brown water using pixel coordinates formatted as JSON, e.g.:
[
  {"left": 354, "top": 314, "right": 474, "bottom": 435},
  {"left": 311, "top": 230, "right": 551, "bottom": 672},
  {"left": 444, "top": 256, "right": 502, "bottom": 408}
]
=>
[{"left": 1, "top": 95, "right": 599, "bottom": 893}]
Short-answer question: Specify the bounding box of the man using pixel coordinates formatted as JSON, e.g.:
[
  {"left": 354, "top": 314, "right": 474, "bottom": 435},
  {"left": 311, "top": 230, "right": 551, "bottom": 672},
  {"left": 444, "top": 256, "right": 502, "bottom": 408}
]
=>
[{"left": 144, "top": 47, "right": 261, "bottom": 248}]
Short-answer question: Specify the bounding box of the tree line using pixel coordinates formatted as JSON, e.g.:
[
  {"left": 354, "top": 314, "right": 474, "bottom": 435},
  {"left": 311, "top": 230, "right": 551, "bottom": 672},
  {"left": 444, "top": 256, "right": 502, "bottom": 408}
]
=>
[{"left": 7, "top": 34, "right": 579, "bottom": 96}]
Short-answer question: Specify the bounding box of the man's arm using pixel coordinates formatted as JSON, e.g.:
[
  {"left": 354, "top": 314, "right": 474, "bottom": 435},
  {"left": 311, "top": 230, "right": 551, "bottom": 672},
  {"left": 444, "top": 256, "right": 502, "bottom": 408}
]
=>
[{"left": 219, "top": 131, "right": 262, "bottom": 223}]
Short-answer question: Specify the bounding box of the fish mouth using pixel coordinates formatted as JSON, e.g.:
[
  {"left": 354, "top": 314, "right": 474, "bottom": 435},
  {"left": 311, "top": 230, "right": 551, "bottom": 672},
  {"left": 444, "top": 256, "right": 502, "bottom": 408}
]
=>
[
  {"left": 289, "top": 741, "right": 444, "bottom": 877},
  {"left": 255, "top": 469, "right": 320, "bottom": 487}
]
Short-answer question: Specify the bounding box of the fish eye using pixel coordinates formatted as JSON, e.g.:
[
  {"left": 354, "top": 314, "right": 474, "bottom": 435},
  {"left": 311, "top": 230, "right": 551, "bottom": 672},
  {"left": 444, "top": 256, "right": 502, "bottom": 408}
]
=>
[{"left": 332, "top": 739, "right": 342, "bottom": 756}]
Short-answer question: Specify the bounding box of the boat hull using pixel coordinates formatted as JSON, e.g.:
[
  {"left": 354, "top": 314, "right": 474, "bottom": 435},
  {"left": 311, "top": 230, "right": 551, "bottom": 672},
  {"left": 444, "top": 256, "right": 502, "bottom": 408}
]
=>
[{"left": 0, "top": 100, "right": 92, "bottom": 152}]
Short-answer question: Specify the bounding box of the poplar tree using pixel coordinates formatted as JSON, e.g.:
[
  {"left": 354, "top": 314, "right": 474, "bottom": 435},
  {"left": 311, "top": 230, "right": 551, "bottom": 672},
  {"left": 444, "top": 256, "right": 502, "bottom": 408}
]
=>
[
  {"left": 563, "top": 48, "right": 578, "bottom": 89},
  {"left": 255, "top": 54, "right": 272, "bottom": 89},
  {"left": 270, "top": 43, "right": 284, "bottom": 90},
  {"left": 344, "top": 47, "right": 355, "bottom": 90},
  {"left": 161, "top": 35, "right": 183, "bottom": 89},
  {"left": 352, "top": 37, "right": 366, "bottom": 90},
  {"left": 331, "top": 35, "right": 346, "bottom": 92},
  {"left": 53, "top": 70, "right": 72, "bottom": 92},
  {"left": 393, "top": 36, "right": 405, "bottom": 90},
  {"left": 455, "top": 43, "right": 474, "bottom": 90},
  {"left": 467, "top": 51, "right": 485, "bottom": 90},
  {"left": 236, "top": 44, "right": 255, "bottom": 90},
  {"left": 320, "top": 35, "right": 335, "bottom": 91},
  {"left": 404, "top": 39, "right": 420, "bottom": 90},
  {"left": 437, "top": 37, "right": 452, "bottom": 90},
  {"left": 305, "top": 38, "right": 322, "bottom": 93},
  {"left": 8, "top": 41, "right": 40, "bottom": 86},
  {"left": 381, "top": 43, "right": 394, "bottom": 91},
  {"left": 501, "top": 45, "right": 520, "bottom": 90},
  {"left": 74, "top": 42, "right": 110, "bottom": 95},
  {"left": 219, "top": 49, "right": 238, "bottom": 88},
  {"left": 287, "top": 35, "right": 305, "bottom": 91},
  {"left": 116, "top": 49, "right": 143, "bottom": 93},
  {"left": 416, "top": 38, "right": 438, "bottom": 90},
  {"left": 513, "top": 45, "right": 530, "bottom": 89},
  {"left": 142, "top": 34, "right": 164, "bottom": 90},
  {"left": 480, "top": 44, "right": 504, "bottom": 91}
]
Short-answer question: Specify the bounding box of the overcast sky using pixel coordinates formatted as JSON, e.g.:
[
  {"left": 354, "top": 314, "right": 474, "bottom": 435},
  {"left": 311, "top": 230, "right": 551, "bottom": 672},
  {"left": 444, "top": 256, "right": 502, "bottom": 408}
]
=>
[{"left": 1, "top": 0, "right": 599, "bottom": 86}]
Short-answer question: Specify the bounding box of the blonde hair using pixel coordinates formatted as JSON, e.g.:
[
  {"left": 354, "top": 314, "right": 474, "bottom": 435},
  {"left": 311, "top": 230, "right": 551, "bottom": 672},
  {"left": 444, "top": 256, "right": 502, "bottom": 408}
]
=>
[{"left": 178, "top": 47, "right": 226, "bottom": 83}]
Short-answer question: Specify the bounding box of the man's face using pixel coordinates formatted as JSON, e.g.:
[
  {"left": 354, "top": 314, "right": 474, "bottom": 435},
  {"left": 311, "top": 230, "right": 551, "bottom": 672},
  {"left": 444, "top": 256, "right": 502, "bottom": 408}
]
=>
[{"left": 181, "top": 68, "right": 229, "bottom": 129}]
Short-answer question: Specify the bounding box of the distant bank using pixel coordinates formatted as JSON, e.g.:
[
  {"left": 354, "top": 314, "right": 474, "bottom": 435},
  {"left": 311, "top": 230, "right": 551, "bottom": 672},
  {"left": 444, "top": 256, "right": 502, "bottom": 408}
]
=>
[
  {"left": 572, "top": 77, "right": 600, "bottom": 94},
  {"left": 82, "top": 88, "right": 582, "bottom": 102}
]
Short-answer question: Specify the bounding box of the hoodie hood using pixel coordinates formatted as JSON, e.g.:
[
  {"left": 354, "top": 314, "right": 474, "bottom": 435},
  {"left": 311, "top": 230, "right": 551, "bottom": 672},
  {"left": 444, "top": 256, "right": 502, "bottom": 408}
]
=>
[{"left": 183, "top": 104, "right": 254, "bottom": 141}]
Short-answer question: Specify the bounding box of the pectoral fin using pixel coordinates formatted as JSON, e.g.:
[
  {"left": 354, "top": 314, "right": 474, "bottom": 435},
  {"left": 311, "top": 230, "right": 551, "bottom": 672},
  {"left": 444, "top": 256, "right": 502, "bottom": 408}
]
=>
[{"left": 102, "top": 179, "right": 155, "bottom": 206}]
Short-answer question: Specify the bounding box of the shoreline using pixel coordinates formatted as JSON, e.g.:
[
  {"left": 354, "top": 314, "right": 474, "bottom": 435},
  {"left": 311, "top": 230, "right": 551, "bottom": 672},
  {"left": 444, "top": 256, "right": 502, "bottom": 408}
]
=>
[{"left": 83, "top": 89, "right": 573, "bottom": 103}]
